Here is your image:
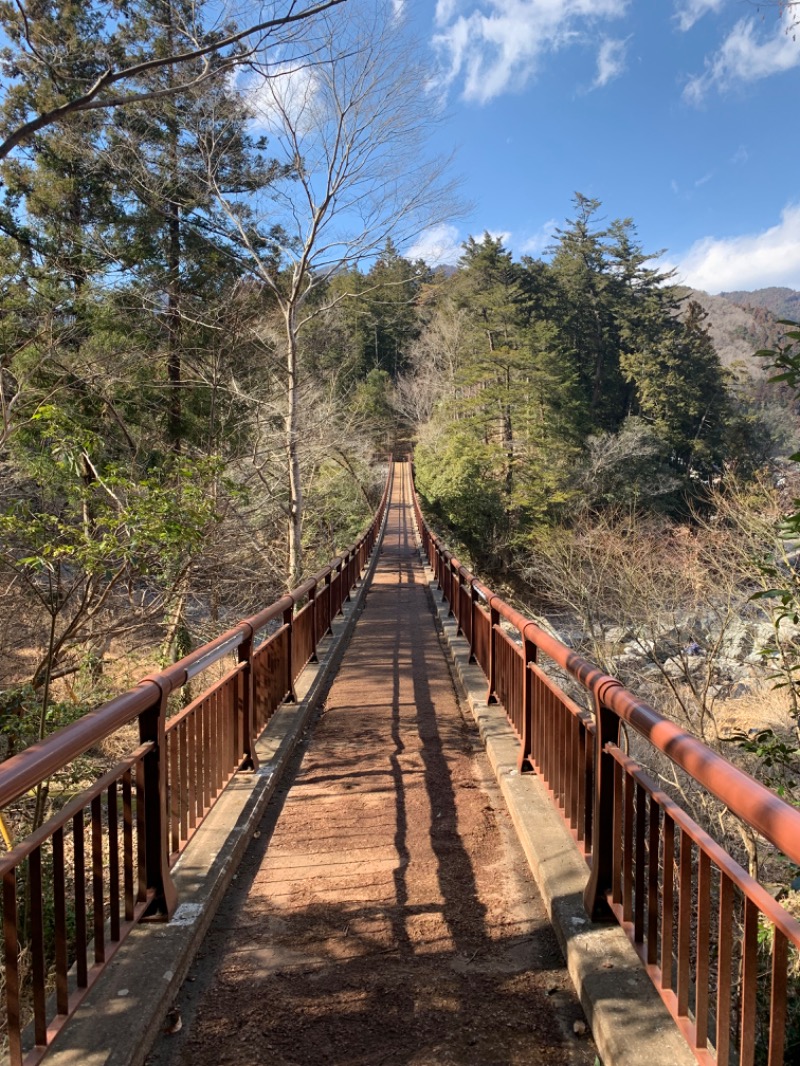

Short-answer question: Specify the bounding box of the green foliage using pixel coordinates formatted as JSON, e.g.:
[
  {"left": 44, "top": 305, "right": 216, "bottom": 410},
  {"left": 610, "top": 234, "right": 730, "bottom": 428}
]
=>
[
  {"left": 414, "top": 432, "right": 505, "bottom": 562},
  {"left": 0, "top": 684, "right": 87, "bottom": 758},
  {"left": 404, "top": 195, "right": 774, "bottom": 569},
  {"left": 351, "top": 368, "right": 396, "bottom": 446},
  {"left": 729, "top": 728, "right": 800, "bottom": 799},
  {"left": 302, "top": 457, "right": 379, "bottom": 568}
]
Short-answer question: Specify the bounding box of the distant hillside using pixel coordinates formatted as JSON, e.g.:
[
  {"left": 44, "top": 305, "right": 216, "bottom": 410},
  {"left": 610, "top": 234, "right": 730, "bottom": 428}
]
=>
[
  {"left": 677, "top": 287, "right": 788, "bottom": 378},
  {"left": 719, "top": 287, "right": 800, "bottom": 323}
]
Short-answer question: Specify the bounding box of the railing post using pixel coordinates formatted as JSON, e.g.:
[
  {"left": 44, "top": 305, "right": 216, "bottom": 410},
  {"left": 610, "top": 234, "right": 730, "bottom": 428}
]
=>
[
  {"left": 583, "top": 682, "right": 624, "bottom": 920},
  {"left": 308, "top": 583, "right": 319, "bottom": 664},
  {"left": 447, "top": 559, "right": 456, "bottom": 618},
  {"left": 518, "top": 635, "right": 536, "bottom": 774},
  {"left": 325, "top": 570, "right": 333, "bottom": 634},
  {"left": 237, "top": 625, "right": 259, "bottom": 772},
  {"left": 284, "top": 602, "right": 297, "bottom": 702},
  {"left": 487, "top": 603, "right": 500, "bottom": 705},
  {"left": 469, "top": 585, "right": 478, "bottom": 664},
  {"left": 137, "top": 682, "right": 178, "bottom": 919},
  {"left": 334, "top": 560, "right": 343, "bottom": 617}
]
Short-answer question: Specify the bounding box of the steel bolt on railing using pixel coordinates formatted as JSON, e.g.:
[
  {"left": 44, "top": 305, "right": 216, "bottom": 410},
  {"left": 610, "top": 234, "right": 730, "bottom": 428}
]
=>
[
  {"left": 0, "top": 470, "right": 391, "bottom": 1065},
  {"left": 410, "top": 463, "right": 800, "bottom": 1066}
]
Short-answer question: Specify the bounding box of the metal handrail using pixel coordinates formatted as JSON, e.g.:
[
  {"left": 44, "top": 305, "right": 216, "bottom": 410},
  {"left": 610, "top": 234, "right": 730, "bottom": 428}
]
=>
[
  {"left": 0, "top": 473, "right": 391, "bottom": 814},
  {"left": 416, "top": 498, "right": 800, "bottom": 867}
]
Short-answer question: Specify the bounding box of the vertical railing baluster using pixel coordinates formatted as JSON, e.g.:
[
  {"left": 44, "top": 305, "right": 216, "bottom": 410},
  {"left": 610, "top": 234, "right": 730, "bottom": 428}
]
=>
[
  {"left": 108, "top": 783, "right": 121, "bottom": 942},
  {"left": 73, "top": 811, "right": 88, "bottom": 985},
  {"left": 209, "top": 690, "right": 219, "bottom": 798},
  {"left": 584, "top": 722, "right": 595, "bottom": 856},
  {"left": 123, "top": 768, "right": 135, "bottom": 921},
  {"left": 613, "top": 761, "right": 624, "bottom": 909},
  {"left": 634, "top": 782, "right": 646, "bottom": 944},
  {"left": 694, "top": 851, "right": 711, "bottom": 1049},
  {"left": 661, "top": 813, "right": 674, "bottom": 995},
  {"left": 168, "top": 729, "right": 179, "bottom": 854},
  {"left": 91, "top": 794, "right": 105, "bottom": 963},
  {"left": 715, "top": 873, "right": 733, "bottom": 1066},
  {"left": 4, "top": 869, "right": 21, "bottom": 1066},
  {"left": 53, "top": 826, "right": 69, "bottom": 1011},
  {"left": 646, "top": 796, "right": 659, "bottom": 965},
  {"left": 623, "top": 773, "right": 634, "bottom": 923},
  {"left": 676, "top": 832, "right": 692, "bottom": 1018},
  {"left": 768, "top": 928, "right": 788, "bottom": 1066},
  {"left": 740, "top": 898, "right": 758, "bottom": 1066},
  {"left": 29, "top": 846, "right": 47, "bottom": 1047},
  {"left": 180, "top": 721, "right": 190, "bottom": 843}
]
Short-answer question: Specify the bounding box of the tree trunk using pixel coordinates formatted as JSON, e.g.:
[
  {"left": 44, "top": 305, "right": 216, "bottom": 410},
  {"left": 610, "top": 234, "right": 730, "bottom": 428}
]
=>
[
  {"left": 285, "top": 312, "right": 304, "bottom": 587},
  {"left": 165, "top": 0, "right": 182, "bottom": 453},
  {"left": 166, "top": 201, "right": 182, "bottom": 451}
]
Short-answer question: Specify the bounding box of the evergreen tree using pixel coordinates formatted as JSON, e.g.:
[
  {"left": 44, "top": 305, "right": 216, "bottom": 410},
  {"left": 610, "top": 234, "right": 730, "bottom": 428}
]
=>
[
  {"left": 549, "top": 194, "right": 625, "bottom": 433},
  {"left": 621, "top": 300, "right": 730, "bottom": 474},
  {"left": 107, "top": 0, "right": 279, "bottom": 451}
]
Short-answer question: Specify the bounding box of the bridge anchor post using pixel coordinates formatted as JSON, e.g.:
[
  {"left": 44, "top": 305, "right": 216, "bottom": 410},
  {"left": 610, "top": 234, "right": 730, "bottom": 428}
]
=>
[
  {"left": 137, "top": 681, "right": 178, "bottom": 921},
  {"left": 518, "top": 635, "right": 536, "bottom": 774},
  {"left": 238, "top": 626, "right": 259, "bottom": 772},
  {"left": 583, "top": 685, "right": 624, "bottom": 921}
]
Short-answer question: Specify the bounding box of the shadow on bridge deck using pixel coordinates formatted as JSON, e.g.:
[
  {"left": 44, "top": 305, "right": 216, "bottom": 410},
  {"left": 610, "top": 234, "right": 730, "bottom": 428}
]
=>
[{"left": 145, "top": 464, "right": 596, "bottom": 1066}]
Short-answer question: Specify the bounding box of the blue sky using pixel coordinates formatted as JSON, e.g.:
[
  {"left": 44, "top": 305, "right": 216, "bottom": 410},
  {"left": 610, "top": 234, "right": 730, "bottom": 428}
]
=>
[{"left": 401, "top": 0, "right": 800, "bottom": 293}]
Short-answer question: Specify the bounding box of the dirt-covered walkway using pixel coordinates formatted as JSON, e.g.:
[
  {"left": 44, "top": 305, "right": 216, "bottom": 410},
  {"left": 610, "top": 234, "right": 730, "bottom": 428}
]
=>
[{"left": 147, "top": 463, "right": 596, "bottom": 1066}]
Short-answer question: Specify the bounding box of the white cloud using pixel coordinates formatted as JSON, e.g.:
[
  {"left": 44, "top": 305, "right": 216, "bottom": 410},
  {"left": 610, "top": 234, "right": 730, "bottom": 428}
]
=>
[
  {"left": 431, "top": 0, "right": 629, "bottom": 104},
  {"left": 674, "top": 0, "right": 726, "bottom": 33},
  {"left": 731, "top": 144, "right": 749, "bottom": 165},
  {"left": 694, "top": 172, "right": 713, "bottom": 187},
  {"left": 407, "top": 223, "right": 463, "bottom": 265},
  {"left": 673, "top": 205, "right": 800, "bottom": 292},
  {"left": 242, "top": 63, "right": 322, "bottom": 135},
  {"left": 488, "top": 229, "right": 512, "bottom": 246},
  {"left": 520, "top": 218, "right": 558, "bottom": 255},
  {"left": 592, "top": 36, "right": 629, "bottom": 89},
  {"left": 684, "top": 9, "right": 800, "bottom": 103}
]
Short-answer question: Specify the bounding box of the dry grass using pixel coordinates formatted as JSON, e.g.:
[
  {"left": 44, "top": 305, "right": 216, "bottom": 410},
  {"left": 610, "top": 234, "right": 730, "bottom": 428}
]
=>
[{"left": 714, "top": 682, "right": 796, "bottom": 738}]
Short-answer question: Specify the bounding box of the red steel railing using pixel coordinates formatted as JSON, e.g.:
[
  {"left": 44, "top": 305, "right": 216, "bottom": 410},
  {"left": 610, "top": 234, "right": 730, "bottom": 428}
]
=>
[
  {"left": 411, "top": 466, "right": 800, "bottom": 1066},
  {"left": 0, "top": 470, "right": 391, "bottom": 1065}
]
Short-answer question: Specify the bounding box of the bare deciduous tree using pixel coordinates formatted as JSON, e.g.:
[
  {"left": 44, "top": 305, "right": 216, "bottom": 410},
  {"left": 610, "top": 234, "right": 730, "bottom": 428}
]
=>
[
  {"left": 206, "top": 0, "right": 460, "bottom": 583},
  {"left": 0, "top": 0, "right": 348, "bottom": 162}
]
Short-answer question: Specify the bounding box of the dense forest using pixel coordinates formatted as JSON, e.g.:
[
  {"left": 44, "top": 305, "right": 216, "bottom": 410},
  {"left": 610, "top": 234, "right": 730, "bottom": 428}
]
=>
[
  {"left": 408, "top": 209, "right": 796, "bottom": 569},
  {"left": 4, "top": 7, "right": 800, "bottom": 1055},
  {"left": 1, "top": 0, "right": 800, "bottom": 811},
  {"left": 0, "top": 0, "right": 449, "bottom": 749}
]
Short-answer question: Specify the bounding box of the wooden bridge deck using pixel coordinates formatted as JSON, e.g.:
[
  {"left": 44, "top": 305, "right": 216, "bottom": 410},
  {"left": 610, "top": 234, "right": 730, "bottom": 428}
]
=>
[{"left": 147, "top": 464, "right": 595, "bottom": 1066}]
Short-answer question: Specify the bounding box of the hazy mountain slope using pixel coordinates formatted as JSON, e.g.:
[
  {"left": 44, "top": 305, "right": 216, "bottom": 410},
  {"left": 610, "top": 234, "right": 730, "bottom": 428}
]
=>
[
  {"left": 677, "top": 287, "right": 787, "bottom": 378},
  {"left": 720, "top": 287, "right": 800, "bottom": 322}
]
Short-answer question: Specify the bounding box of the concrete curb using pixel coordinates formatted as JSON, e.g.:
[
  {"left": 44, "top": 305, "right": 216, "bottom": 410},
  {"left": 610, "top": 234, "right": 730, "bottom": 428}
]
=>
[
  {"left": 47, "top": 522, "right": 387, "bottom": 1066},
  {"left": 423, "top": 571, "right": 696, "bottom": 1066}
]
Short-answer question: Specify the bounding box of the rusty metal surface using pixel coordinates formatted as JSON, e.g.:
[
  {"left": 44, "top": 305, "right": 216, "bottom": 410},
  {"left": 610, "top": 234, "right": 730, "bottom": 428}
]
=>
[
  {"left": 411, "top": 464, "right": 800, "bottom": 1064},
  {"left": 0, "top": 470, "right": 391, "bottom": 1066},
  {"left": 146, "top": 460, "right": 595, "bottom": 1066}
]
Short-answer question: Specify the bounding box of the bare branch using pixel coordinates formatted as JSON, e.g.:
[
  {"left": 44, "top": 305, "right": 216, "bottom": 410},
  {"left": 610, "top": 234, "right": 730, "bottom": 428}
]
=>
[{"left": 0, "top": 0, "right": 348, "bottom": 161}]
